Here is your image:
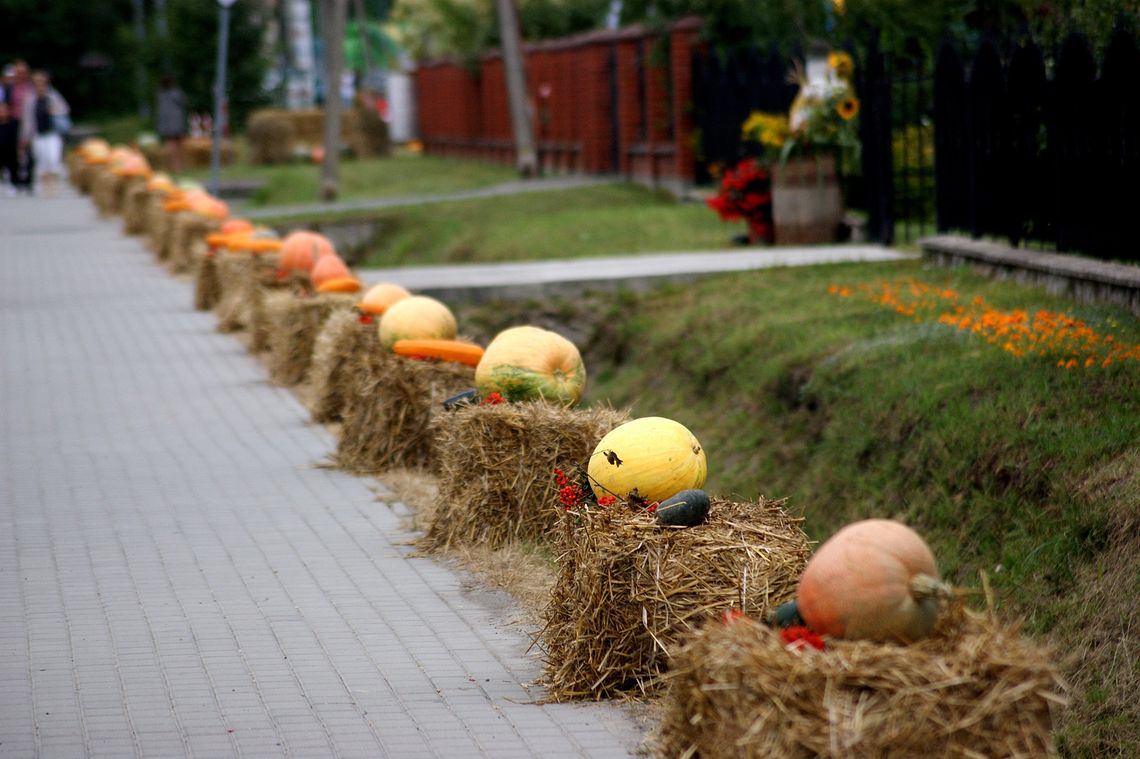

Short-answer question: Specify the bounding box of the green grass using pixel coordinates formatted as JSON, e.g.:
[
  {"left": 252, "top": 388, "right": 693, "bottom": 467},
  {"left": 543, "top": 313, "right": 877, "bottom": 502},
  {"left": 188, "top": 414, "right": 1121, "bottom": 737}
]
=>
[
  {"left": 459, "top": 259, "right": 1140, "bottom": 757},
  {"left": 264, "top": 183, "right": 741, "bottom": 266},
  {"left": 187, "top": 154, "right": 516, "bottom": 207}
]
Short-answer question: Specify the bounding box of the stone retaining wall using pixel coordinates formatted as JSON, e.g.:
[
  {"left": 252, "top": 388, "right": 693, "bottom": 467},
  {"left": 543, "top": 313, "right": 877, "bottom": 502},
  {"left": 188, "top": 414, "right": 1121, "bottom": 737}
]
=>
[{"left": 921, "top": 235, "right": 1140, "bottom": 316}]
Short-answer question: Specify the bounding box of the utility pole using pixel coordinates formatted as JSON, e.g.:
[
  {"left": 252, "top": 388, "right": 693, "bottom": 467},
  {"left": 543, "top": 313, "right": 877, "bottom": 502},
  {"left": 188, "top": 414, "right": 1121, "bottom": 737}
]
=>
[
  {"left": 210, "top": 0, "right": 237, "bottom": 197},
  {"left": 320, "top": 0, "right": 347, "bottom": 202},
  {"left": 131, "top": 0, "right": 149, "bottom": 119},
  {"left": 495, "top": 0, "right": 537, "bottom": 177}
]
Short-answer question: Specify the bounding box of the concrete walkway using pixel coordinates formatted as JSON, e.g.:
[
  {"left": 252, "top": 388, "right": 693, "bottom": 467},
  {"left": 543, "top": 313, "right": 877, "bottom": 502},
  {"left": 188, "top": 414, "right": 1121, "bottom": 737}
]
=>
[
  {"left": 360, "top": 245, "right": 912, "bottom": 302},
  {"left": 242, "top": 176, "right": 619, "bottom": 221},
  {"left": 0, "top": 192, "right": 643, "bottom": 758}
]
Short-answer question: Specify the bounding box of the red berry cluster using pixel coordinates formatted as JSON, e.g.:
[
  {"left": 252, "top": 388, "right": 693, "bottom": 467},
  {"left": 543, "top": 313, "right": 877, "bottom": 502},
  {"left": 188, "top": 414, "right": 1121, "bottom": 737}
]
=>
[
  {"left": 780, "top": 625, "right": 825, "bottom": 651},
  {"left": 596, "top": 495, "right": 617, "bottom": 507},
  {"left": 553, "top": 468, "right": 584, "bottom": 510},
  {"left": 480, "top": 391, "right": 505, "bottom": 406},
  {"left": 722, "top": 608, "right": 746, "bottom": 624},
  {"left": 357, "top": 313, "right": 374, "bottom": 325}
]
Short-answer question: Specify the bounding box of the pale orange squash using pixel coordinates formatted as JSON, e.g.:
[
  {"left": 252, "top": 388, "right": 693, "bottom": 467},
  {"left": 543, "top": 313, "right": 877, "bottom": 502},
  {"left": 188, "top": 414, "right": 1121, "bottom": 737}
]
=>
[
  {"left": 797, "top": 519, "right": 952, "bottom": 643},
  {"left": 474, "top": 325, "right": 586, "bottom": 405},
  {"left": 280, "top": 231, "right": 335, "bottom": 273},
  {"left": 378, "top": 296, "right": 457, "bottom": 349},
  {"left": 358, "top": 282, "right": 412, "bottom": 315},
  {"left": 310, "top": 255, "right": 351, "bottom": 287}
]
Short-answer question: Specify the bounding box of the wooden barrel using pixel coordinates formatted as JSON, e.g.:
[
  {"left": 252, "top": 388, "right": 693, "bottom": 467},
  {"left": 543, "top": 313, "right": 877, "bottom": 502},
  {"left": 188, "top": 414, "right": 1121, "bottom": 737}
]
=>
[{"left": 772, "top": 155, "right": 843, "bottom": 245}]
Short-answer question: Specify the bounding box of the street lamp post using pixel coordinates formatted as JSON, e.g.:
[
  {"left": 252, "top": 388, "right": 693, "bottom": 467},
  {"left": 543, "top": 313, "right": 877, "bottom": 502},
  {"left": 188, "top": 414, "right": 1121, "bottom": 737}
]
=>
[{"left": 210, "top": 0, "right": 238, "bottom": 196}]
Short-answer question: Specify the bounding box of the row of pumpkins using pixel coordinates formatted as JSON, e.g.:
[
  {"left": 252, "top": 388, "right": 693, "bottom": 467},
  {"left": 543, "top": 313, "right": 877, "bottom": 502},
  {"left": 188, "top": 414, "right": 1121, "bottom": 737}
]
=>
[{"left": 79, "top": 138, "right": 953, "bottom": 647}]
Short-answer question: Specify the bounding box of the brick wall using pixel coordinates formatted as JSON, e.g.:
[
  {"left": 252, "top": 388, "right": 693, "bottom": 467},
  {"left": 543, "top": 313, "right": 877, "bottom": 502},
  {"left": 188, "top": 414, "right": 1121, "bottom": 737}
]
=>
[{"left": 414, "top": 17, "right": 702, "bottom": 184}]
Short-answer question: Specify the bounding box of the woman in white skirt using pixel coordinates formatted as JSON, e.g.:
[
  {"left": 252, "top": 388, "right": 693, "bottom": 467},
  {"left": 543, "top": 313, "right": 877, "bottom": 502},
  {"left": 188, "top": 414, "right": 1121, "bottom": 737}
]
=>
[{"left": 19, "top": 70, "right": 69, "bottom": 197}]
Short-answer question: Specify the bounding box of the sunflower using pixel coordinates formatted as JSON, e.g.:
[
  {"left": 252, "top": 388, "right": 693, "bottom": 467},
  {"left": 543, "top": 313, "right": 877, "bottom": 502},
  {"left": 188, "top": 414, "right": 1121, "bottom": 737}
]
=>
[
  {"left": 829, "top": 51, "right": 854, "bottom": 80},
  {"left": 836, "top": 96, "right": 860, "bottom": 121}
]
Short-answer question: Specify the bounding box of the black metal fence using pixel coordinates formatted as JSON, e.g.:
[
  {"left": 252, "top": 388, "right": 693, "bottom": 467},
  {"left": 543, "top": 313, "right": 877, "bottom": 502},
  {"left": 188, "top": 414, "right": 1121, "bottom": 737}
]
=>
[{"left": 934, "top": 28, "right": 1140, "bottom": 261}]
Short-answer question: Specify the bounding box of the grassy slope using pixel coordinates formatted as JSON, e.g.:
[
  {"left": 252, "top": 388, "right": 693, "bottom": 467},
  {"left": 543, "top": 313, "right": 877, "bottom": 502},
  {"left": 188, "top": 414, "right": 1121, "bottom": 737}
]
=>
[
  {"left": 266, "top": 184, "right": 739, "bottom": 265},
  {"left": 462, "top": 259, "right": 1138, "bottom": 757},
  {"left": 189, "top": 154, "right": 516, "bottom": 207}
]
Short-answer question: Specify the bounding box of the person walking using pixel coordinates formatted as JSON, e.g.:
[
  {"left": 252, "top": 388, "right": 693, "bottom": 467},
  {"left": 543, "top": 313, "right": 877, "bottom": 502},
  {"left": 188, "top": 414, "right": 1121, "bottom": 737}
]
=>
[
  {"left": 156, "top": 74, "right": 187, "bottom": 173},
  {"left": 0, "top": 101, "right": 20, "bottom": 195},
  {"left": 6, "top": 61, "right": 36, "bottom": 194},
  {"left": 19, "top": 70, "right": 69, "bottom": 197}
]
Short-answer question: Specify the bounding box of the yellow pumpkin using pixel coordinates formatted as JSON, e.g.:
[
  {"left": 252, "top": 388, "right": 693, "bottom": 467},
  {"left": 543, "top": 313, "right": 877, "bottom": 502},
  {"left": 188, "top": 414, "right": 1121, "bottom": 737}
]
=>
[
  {"left": 587, "top": 417, "right": 707, "bottom": 503},
  {"left": 358, "top": 282, "right": 412, "bottom": 315},
  {"left": 797, "top": 519, "right": 952, "bottom": 643},
  {"left": 474, "top": 325, "right": 586, "bottom": 405},
  {"left": 378, "top": 295, "right": 457, "bottom": 349}
]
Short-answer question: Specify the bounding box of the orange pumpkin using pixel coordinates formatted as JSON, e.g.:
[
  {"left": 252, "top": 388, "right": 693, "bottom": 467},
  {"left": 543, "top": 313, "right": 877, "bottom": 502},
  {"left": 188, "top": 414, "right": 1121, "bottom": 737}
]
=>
[
  {"left": 280, "top": 231, "right": 335, "bottom": 273},
  {"left": 310, "top": 255, "right": 351, "bottom": 287},
  {"left": 378, "top": 296, "right": 457, "bottom": 349},
  {"left": 221, "top": 219, "right": 254, "bottom": 236},
  {"left": 797, "top": 519, "right": 952, "bottom": 643},
  {"left": 316, "top": 276, "right": 362, "bottom": 294},
  {"left": 358, "top": 282, "right": 412, "bottom": 315}
]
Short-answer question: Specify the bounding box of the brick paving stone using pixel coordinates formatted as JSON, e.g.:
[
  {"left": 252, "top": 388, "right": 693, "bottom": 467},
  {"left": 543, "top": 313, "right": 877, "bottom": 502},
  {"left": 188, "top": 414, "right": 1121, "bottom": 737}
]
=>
[{"left": 0, "top": 192, "right": 646, "bottom": 757}]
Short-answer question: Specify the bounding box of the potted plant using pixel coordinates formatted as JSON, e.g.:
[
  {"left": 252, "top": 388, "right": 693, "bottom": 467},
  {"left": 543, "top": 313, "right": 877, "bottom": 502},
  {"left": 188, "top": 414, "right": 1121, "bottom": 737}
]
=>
[{"left": 741, "top": 49, "right": 860, "bottom": 245}]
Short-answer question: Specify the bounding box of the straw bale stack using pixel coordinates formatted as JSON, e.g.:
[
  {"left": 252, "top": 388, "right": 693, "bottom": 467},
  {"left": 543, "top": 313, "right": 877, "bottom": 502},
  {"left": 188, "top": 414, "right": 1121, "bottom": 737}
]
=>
[
  {"left": 423, "top": 403, "right": 628, "bottom": 550},
  {"left": 656, "top": 604, "right": 1065, "bottom": 758},
  {"left": 265, "top": 292, "right": 359, "bottom": 386},
  {"left": 121, "top": 179, "right": 152, "bottom": 235},
  {"left": 166, "top": 213, "right": 220, "bottom": 274},
  {"left": 336, "top": 353, "right": 474, "bottom": 474},
  {"left": 539, "top": 497, "right": 810, "bottom": 700},
  {"left": 309, "top": 310, "right": 381, "bottom": 423}
]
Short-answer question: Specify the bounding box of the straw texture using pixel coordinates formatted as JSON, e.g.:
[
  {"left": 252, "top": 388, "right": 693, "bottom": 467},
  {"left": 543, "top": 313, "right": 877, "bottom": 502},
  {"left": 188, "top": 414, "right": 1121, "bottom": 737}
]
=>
[
  {"left": 336, "top": 353, "right": 474, "bottom": 474},
  {"left": 423, "top": 403, "right": 628, "bottom": 551},
  {"left": 265, "top": 292, "right": 358, "bottom": 387},
  {"left": 656, "top": 604, "right": 1065, "bottom": 758},
  {"left": 539, "top": 497, "right": 810, "bottom": 700},
  {"left": 309, "top": 310, "right": 381, "bottom": 423}
]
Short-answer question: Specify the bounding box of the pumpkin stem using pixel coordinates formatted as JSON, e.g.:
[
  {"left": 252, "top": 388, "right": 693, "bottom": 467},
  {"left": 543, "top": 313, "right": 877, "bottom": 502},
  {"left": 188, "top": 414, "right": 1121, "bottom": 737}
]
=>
[{"left": 910, "top": 573, "right": 953, "bottom": 601}]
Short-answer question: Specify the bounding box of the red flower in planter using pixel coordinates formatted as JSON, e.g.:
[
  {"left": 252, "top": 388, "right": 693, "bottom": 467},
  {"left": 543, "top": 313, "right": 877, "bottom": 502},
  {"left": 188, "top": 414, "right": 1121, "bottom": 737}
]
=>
[{"left": 705, "top": 158, "right": 774, "bottom": 243}]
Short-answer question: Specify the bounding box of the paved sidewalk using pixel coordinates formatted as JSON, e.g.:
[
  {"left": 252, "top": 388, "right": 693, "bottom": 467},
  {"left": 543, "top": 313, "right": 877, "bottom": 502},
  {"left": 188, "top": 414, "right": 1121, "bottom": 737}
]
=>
[
  {"left": 360, "top": 245, "right": 912, "bottom": 303},
  {"left": 0, "top": 193, "right": 643, "bottom": 758},
  {"left": 242, "top": 176, "right": 619, "bottom": 221}
]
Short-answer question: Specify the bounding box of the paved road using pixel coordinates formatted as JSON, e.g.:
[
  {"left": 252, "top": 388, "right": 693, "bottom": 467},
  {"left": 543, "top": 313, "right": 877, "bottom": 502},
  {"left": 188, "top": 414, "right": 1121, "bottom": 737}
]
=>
[
  {"left": 359, "top": 245, "right": 912, "bottom": 303},
  {"left": 0, "top": 192, "right": 642, "bottom": 758},
  {"left": 242, "top": 176, "right": 619, "bottom": 221}
]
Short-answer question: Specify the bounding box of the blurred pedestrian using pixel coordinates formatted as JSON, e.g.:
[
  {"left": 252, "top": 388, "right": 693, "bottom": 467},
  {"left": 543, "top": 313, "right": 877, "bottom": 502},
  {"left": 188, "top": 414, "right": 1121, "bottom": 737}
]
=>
[
  {"left": 0, "top": 101, "right": 20, "bottom": 194},
  {"left": 156, "top": 74, "right": 187, "bottom": 173},
  {"left": 19, "top": 70, "right": 69, "bottom": 197},
  {"left": 6, "top": 61, "right": 35, "bottom": 193}
]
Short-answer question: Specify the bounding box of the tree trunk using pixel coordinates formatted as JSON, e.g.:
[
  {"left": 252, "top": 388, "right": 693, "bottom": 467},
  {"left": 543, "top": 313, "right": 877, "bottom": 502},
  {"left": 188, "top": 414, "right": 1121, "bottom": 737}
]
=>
[
  {"left": 495, "top": 0, "right": 537, "bottom": 177},
  {"left": 320, "top": 0, "right": 347, "bottom": 202}
]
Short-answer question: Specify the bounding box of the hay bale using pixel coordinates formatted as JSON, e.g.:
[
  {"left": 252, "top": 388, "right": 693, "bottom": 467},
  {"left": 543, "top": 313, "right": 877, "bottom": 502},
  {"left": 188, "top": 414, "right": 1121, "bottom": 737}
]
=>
[
  {"left": 167, "top": 213, "right": 220, "bottom": 274},
  {"left": 539, "top": 497, "right": 810, "bottom": 700},
  {"left": 336, "top": 353, "right": 475, "bottom": 474},
  {"left": 309, "top": 309, "right": 381, "bottom": 423},
  {"left": 92, "top": 170, "right": 129, "bottom": 216},
  {"left": 193, "top": 249, "right": 222, "bottom": 311},
  {"left": 656, "top": 605, "right": 1064, "bottom": 759},
  {"left": 247, "top": 109, "right": 297, "bottom": 165},
  {"left": 423, "top": 403, "right": 628, "bottom": 550},
  {"left": 144, "top": 193, "right": 170, "bottom": 252},
  {"left": 265, "top": 292, "right": 359, "bottom": 386},
  {"left": 121, "top": 178, "right": 151, "bottom": 235},
  {"left": 213, "top": 252, "right": 298, "bottom": 337}
]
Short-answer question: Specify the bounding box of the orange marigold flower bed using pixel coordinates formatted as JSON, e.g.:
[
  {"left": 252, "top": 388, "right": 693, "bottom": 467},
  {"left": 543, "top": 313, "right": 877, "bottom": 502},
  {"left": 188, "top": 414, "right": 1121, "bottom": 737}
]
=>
[{"left": 829, "top": 277, "right": 1140, "bottom": 368}]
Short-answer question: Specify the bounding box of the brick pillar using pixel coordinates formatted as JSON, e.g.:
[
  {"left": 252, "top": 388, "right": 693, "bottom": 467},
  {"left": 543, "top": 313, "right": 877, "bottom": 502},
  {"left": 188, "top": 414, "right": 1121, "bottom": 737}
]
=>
[{"left": 670, "top": 16, "right": 702, "bottom": 182}]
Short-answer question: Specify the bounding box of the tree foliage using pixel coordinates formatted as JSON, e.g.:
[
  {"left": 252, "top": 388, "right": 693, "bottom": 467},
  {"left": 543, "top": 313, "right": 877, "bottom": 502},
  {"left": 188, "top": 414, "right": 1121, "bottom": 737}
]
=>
[{"left": 0, "top": 0, "right": 269, "bottom": 126}]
